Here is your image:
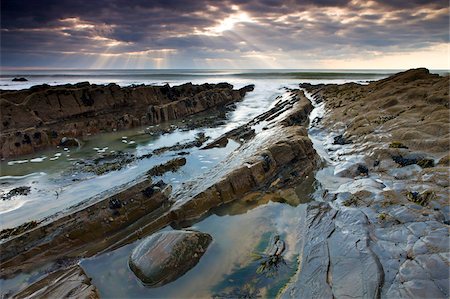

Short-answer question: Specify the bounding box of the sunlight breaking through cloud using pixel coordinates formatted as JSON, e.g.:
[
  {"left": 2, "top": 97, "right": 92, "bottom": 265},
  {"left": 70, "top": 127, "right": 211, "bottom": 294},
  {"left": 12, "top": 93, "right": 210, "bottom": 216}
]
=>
[{"left": 1, "top": 0, "right": 448, "bottom": 69}]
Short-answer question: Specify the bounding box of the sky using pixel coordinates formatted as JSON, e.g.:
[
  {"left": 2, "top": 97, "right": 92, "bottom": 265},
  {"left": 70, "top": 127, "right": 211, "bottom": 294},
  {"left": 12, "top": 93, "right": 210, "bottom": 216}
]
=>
[{"left": 1, "top": 0, "right": 449, "bottom": 69}]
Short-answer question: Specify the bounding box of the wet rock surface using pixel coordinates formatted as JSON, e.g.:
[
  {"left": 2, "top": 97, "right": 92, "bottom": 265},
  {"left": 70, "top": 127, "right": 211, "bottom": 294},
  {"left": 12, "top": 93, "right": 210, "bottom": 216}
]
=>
[
  {"left": 0, "top": 220, "right": 38, "bottom": 240},
  {"left": 153, "top": 132, "right": 209, "bottom": 155},
  {"left": 1, "top": 186, "right": 31, "bottom": 200},
  {"left": 129, "top": 230, "right": 212, "bottom": 287},
  {"left": 5, "top": 70, "right": 446, "bottom": 298},
  {"left": 147, "top": 157, "right": 187, "bottom": 177},
  {"left": 0, "top": 179, "right": 171, "bottom": 278},
  {"left": 13, "top": 265, "right": 99, "bottom": 299},
  {"left": 284, "top": 68, "right": 449, "bottom": 298},
  {"left": 281, "top": 202, "right": 383, "bottom": 298},
  {"left": 170, "top": 90, "right": 317, "bottom": 223},
  {"left": 0, "top": 82, "right": 254, "bottom": 158},
  {"left": 303, "top": 68, "right": 449, "bottom": 154}
]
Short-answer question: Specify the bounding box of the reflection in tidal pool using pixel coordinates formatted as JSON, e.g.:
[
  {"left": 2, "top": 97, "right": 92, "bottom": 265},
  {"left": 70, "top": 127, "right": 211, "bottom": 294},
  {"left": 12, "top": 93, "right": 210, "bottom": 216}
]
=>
[{"left": 81, "top": 197, "right": 308, "bottom": 298}]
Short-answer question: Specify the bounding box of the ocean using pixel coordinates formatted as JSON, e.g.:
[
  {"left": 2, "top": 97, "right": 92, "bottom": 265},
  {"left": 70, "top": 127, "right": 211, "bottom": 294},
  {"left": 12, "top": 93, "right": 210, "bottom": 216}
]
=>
[{"left": 0, "top": 68, "right": 435, "bottom": 90}]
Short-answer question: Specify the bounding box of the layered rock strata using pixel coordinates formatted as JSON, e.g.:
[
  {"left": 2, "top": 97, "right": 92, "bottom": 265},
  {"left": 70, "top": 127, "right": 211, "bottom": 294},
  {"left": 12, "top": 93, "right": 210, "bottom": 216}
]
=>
[
  {"left": 0, "top": 82, "right": 254, "bottom": 158},
  {"left": 1, "top": 88, "right": 317, "bottom": 292},
  {"left": 13, "top": 266, "right": 99, "bottom": 299},
  {"left": 0, "top": 179, "right": 171, "bottom": 277},
  {"left": 169, "top": 89, "right": 316, "bottom": 223},
  {"left": 282, "top": 69, "right": 449, "bottom": 298}
]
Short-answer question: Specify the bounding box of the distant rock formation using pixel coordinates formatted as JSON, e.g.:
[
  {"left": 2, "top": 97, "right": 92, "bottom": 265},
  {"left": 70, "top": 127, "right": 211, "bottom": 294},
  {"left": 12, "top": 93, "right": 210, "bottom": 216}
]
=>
[
  {"left": 12, "top": 77, "right": 28, "bottom": 82},
  {"left": 0, "top": 82, "right": 254, "bottom": 158}
]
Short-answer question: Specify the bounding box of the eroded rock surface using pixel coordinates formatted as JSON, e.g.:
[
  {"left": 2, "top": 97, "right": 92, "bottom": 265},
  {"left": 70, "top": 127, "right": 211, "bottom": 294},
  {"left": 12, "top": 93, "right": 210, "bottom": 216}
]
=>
[
  {"left": 169, "top": 90, "right": 317, "bottom": 223},
  {"left": 284, "top": 69, "right": 449, "bottom": 298},
  {"left": 301, "top": 68, "right": 449, "bottom": 153},
  {"left": 1, "top": 82, "right": 254, "bottom": 158},
  {"left": 129, "top": 230, "right": 212, "bottom": 287},
  {"left": 13, "top": 266, "right": 99, "bottom": 299},
  {"left": 281, "top": 202, "right": 383, "bottom": 298},
  {"left": 0, "top": 179, "right": 171, "bottom": 278},
  {"left": 1, "top": 87, "right": 317, "bottom": 293},
  {"left": 147, "top": 157, "right": 187, "bottom": 177}
]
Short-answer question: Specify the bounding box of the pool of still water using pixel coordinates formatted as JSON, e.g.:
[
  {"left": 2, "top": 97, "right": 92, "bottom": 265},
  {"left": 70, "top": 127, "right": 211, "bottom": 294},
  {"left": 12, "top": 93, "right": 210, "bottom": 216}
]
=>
[{"left": 80, "top": 177, "right": 316, "bottom": 298}]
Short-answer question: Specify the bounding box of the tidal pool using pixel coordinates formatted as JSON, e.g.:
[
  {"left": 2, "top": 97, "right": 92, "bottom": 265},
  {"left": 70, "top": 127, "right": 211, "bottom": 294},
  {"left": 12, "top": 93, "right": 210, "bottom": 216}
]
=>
[{"left": 80, "top": 187, "right": 313, "bottom": 298}]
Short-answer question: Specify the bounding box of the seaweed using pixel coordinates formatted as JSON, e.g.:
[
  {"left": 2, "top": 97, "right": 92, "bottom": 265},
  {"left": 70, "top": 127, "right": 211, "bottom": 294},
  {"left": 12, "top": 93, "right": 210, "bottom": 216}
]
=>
[
  {"left": 252, "top": 253, "right": 287, "bottom": 278},
  {"left": 389, "top": 142, "right": 408, "bottom": 149},
  {"left": 407, "top": 190, "right": 435, "bottom": 206}
]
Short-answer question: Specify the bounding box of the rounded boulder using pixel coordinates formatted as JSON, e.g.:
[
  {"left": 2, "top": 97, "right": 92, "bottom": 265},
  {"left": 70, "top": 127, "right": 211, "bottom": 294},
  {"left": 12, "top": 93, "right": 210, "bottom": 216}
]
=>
[{"left": 129, "top": 230, "right": 212, "bottom": 287}]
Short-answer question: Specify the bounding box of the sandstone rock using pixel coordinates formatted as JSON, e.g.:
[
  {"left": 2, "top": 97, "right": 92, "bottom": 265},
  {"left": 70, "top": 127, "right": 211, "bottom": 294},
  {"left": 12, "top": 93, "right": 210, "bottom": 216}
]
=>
[
  {"left": 300, "top": 69, "right": 449, "bottom": 299},
  {"left": 14, "top": 265, "right": 99, "bottom": 299},
  {"left": 147, "top": 157, "right": 187, "bottom": 177},
  {"left": 281, "top": 202, "right": 383, "bottom": 299},
  {"left": 153, "top": 132, "right": 209, "bottom": 155},
  {"left": 0, "top": 179, "right": 170, "bottom": 277},
  {"left": 0, "top": 82, "right": 254, "bottom": 158},
  {"left": 129, "top": 230, "right": 212, "bottom": 287}
]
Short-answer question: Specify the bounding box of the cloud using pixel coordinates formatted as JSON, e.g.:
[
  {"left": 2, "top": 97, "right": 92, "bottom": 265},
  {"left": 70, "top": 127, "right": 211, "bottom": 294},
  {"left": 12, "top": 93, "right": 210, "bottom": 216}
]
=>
[{"left": 1, "top": 0, "right": 448, "bottom": 68}]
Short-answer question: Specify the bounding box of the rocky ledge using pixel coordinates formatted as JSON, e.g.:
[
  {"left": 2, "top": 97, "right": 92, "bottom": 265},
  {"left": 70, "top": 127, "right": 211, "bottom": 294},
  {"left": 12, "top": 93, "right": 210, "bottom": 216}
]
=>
[
  {"left": 0, "top": 179, "right": 171, "bottom": 277},
  {"left": 282, "top": 69, "right": 449, "bottom": 298},
  {"left": 0, "top": 82, "right": 254, "bottom": 158},
  {"left": 13, "top": 265, "right": 99, "bottom": 299}
]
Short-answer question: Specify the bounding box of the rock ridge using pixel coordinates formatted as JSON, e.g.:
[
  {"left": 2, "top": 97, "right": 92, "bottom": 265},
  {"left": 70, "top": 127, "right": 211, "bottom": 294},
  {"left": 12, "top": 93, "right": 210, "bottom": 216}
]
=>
[{"left": 0, "top": 82, "right": 254, "bottom": 158}]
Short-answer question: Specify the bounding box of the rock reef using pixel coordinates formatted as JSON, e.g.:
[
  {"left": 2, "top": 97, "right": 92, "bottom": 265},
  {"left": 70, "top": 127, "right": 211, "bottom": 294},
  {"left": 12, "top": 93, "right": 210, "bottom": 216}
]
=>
[
  {"left": 13, "top": 266, "right": 99, "bottom": 299},
  {"left": 0, "top": 179, "right": 171, "bottom": 277},
  {"left": 283, "top": 68, "right": 449, "bottom": 298},
  {"left": 0, "top": 82, "right": 254, "bottom": 158}
]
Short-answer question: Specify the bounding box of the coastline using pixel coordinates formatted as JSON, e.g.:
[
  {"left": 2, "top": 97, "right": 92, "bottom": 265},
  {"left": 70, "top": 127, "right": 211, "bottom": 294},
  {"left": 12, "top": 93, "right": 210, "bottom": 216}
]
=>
[{"left": 0, "top": 69, "right": 449, "bottom": 298}]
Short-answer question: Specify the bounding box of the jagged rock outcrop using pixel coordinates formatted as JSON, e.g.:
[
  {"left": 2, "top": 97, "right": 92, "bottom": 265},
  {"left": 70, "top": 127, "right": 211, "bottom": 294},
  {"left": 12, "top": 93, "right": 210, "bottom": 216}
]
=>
[
  {"left": 0, "top": 82, "right": 254, "bottom": 158},
  {"left": 0, "top": 89, "right": 316, "bottom": 281},
  {"left": 1, "top": 87, "right": 317, "bottom": 296},
  {"left": 169, "top": 90, "right": 316, "bottom": 223},
  {"left": 129, "top": 230, "right": 212, "bottom": 287},
  {"left": 301, "top": 68, "right": 449, "bottom": 153}
]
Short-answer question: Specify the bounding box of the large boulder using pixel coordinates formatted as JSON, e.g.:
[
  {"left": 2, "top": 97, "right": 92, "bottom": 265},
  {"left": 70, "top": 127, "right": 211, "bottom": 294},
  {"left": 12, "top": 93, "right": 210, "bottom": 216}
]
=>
[
  {"left": 129, "top": 230, "right": 212, "bottom": 287},
  {"left": 59, "top": 137, "right": 81, "bottom": 147}
]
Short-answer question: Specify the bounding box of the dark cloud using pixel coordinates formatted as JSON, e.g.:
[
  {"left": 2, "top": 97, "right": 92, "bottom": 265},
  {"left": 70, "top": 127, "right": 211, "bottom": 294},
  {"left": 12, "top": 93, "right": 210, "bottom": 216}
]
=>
[
  {"left": 372, "top": 0, "right": 448, "bottom": 9},
  {"left": 1, "top": 0, "right": 448, "bottom": 68}
]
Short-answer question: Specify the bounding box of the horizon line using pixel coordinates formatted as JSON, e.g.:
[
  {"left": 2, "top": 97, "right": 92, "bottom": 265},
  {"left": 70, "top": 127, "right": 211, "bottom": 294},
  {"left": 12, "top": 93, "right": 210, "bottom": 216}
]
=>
[{"left": 1, "top": 67, "right": 449, "bottom": 71}]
